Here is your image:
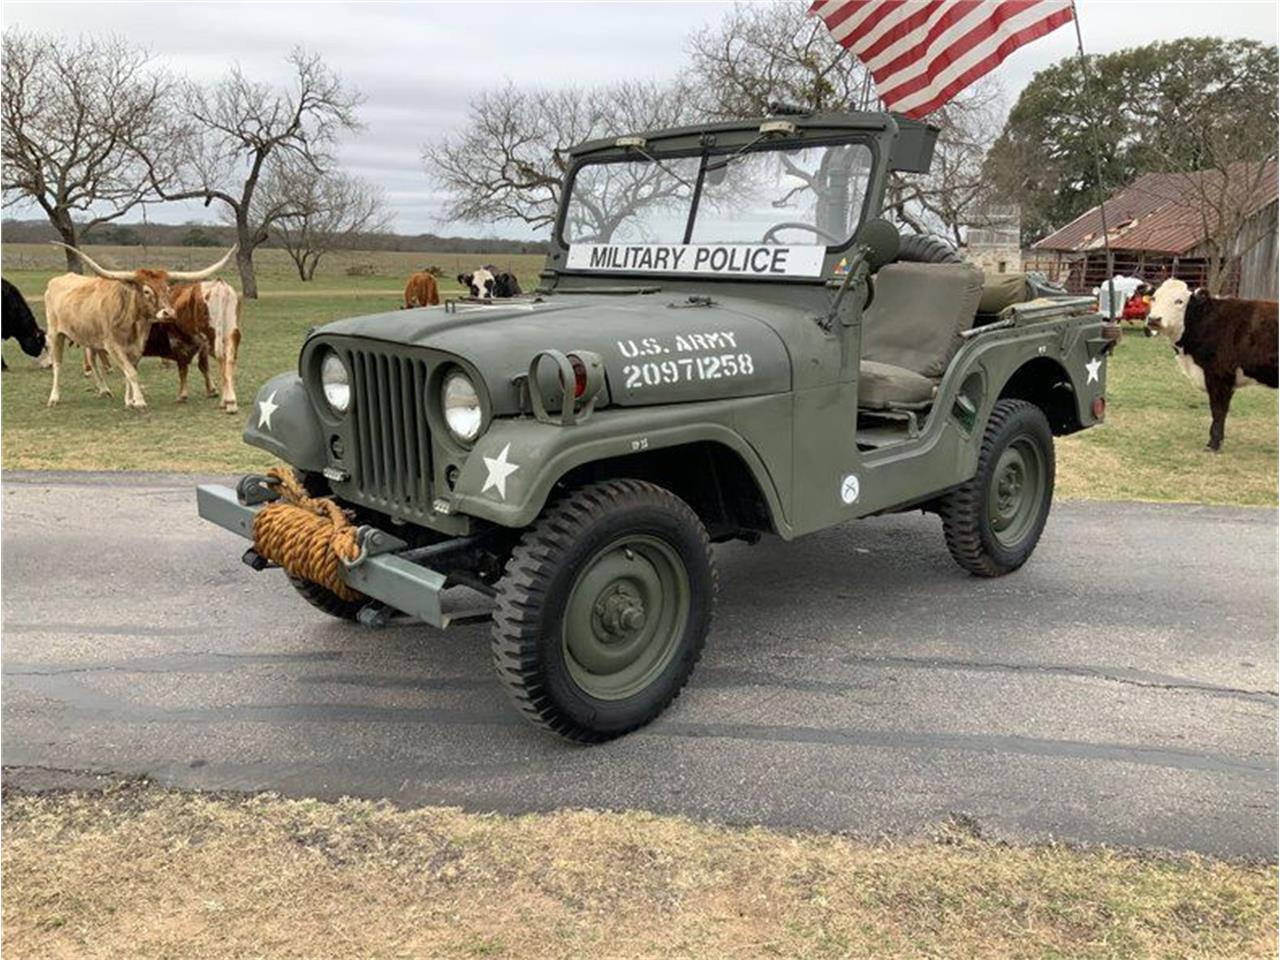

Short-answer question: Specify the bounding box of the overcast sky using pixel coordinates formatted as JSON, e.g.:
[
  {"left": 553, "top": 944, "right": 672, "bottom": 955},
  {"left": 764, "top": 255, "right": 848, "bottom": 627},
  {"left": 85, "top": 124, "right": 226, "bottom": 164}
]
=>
[{"left": 6, "top": 1, "right": 1277, "bottom": 237}]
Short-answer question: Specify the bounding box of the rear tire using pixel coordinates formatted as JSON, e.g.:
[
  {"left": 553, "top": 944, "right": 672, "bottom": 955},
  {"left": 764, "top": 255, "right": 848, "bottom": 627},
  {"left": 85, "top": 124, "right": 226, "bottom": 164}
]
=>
[
  {"left": 938, "top": 399, "right": 1055, "bottom": 577},
  {"left": 288, "top": 574, "right": 364, "bottom": 621},
  {"left": 491, "top": 479, "right": 716, "bottom": 743},
  {"left": 896, "top": 233, "right": 963, "bottom": 264}
]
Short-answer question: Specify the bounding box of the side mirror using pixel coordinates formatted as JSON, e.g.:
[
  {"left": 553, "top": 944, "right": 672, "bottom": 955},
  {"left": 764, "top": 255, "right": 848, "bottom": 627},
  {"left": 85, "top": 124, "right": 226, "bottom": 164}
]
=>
[{"left": 859, "top": 218, "right": 900, "bottom": 272}]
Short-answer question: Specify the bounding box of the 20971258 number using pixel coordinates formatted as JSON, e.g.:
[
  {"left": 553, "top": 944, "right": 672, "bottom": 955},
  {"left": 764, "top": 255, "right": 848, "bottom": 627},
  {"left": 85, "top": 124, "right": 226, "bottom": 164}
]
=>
[{"left": 623, "top": 353, "right": 755, "bottom": 389}]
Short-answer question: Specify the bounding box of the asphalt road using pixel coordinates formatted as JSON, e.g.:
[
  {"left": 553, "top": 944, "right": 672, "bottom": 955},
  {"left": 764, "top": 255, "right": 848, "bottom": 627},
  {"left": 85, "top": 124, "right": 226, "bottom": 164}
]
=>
[{"left": 3, "top": 472, "right": 1276, "bottom": 858}]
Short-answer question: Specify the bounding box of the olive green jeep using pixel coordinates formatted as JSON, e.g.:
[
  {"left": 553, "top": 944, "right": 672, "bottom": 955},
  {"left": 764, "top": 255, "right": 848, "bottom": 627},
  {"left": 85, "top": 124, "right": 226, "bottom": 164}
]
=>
[{"left": 198, "top": 108, "right": 1118, "bottom": 742}]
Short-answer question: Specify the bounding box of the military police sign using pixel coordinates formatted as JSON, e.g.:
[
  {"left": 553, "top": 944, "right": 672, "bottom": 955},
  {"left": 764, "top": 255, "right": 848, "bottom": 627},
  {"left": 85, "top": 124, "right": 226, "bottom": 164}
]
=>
[{"left": 566, "top": 243, "right": 826, "bottom": 278}]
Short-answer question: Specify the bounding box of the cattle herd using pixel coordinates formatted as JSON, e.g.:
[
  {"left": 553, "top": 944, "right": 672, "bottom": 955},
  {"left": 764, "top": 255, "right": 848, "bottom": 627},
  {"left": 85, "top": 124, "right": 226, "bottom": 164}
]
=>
[
  {"left": 401, "top": 265, "right": 523, "bottom": 308},
  {"left": 1, "top": 252, "right": 1273, "bottom": 453},
  {"left": 1, "top": 250, "right": 530, "bottom": 415}
]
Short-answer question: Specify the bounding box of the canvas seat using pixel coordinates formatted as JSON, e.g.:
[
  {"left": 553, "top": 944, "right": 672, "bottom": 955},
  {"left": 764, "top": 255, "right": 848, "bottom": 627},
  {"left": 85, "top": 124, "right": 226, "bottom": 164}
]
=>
[{"left": 857, "top": 261, "right": 984, "bottom": 410}]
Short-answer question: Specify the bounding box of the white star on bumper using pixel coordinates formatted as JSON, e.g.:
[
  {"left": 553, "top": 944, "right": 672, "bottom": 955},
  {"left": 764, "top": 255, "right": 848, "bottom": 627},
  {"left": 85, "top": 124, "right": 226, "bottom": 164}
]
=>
[
  {"left": 257, "top": 390, "right": 280, "bottom": 430},
  {"left": 482, "top": 443, "right": 520, "bottom": 499},
  {"left": 1085, "top": 357, "right": 1103, "bottom": 384}
]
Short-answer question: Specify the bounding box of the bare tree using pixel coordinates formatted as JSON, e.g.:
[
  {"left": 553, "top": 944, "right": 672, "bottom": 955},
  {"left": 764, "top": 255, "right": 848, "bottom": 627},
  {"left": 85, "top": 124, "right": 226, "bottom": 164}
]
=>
[
  {"left": 1193, "top": 161, "right": 1276, "bottom": 296},
  {"left": 687, "top": 1, "right": 869, "bottom": 116},
  {"left": 1136, "top": 160, "right": 1278, "bottom": 295},
  {"left": 1, "top": 30, "right": 176, "bottom": 272},
  {"left": 258, "top": 162, "right": 390, "bottom": 280},
  {"left": 1149, "top": 43, "right": 1278, "bottom": 294},
  {"left": 686, "top": 2, "right": 1005, "bottom": 242},
  {"left": 424, "top": 79, "right": 697, "bottom": 235},
  {"left": 883, "top": 91, "right": 1008, "bottom": 245},
  {"left": 141, "top": 48, "right": 362, "bottom": 297}
]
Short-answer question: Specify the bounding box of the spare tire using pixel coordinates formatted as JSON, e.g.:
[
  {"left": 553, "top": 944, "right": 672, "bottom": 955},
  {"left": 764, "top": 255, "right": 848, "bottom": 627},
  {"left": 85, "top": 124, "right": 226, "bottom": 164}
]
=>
[{"left": 896, "top": 233, "right": 963, "bottom": 264}]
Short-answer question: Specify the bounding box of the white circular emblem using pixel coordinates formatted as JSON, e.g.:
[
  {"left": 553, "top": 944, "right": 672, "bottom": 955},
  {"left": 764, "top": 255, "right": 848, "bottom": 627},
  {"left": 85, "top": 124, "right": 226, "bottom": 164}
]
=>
[{"left": 840, "top": 473, "right": 860, "bottom": 505}]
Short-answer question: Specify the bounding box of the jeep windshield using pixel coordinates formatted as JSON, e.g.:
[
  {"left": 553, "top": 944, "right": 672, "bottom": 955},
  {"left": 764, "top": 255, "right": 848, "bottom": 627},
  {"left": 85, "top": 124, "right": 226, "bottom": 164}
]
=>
[{"left": 561, "top": 139, "right": 873, "bottom": 279}]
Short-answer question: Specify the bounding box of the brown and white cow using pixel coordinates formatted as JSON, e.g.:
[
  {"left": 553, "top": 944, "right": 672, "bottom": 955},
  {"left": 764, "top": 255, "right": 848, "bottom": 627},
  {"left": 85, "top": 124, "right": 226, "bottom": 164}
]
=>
[
  {"left": 1146, "top": 278, "right": 1278, "bottom": 451},
  {"left": 106, "top": 279, "right": 242, "bottom": 411},
  {"left": 403, "top": 271, "right": 440, "bottom": 309},
  {"left": 43, "top": 243, "right": 236, "bottom": 410}
]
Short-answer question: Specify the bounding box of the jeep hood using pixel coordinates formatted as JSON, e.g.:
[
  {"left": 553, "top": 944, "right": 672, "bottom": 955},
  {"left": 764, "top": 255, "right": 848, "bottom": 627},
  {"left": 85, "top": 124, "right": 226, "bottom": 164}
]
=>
[{"left": 311, "top": 293, "right": 793, "bottom": 412}]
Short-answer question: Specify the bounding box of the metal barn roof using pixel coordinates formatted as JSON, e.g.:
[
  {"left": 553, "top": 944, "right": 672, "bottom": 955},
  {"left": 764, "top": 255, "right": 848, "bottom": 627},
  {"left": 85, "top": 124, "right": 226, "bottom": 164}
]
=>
[{"left": 1034, "top": 161, "right": 1278, "bottom": 255}]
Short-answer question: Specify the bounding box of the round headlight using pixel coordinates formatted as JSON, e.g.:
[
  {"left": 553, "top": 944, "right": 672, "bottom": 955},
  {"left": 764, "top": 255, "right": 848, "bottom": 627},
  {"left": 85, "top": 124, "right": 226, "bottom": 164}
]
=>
[
  {"left": 442, "top": 370, "right": 482, "bottom": 442},
  {"left": 320, "top": 351, "right": 350, "bottom": 415}
]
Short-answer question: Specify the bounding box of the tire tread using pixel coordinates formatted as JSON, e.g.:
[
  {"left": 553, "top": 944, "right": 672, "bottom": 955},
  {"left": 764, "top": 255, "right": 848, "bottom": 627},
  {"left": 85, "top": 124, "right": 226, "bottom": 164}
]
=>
[
  {"left": 938, "top": 399, "right": 1053, "bottom": 577},
  {"left": 288, "top": 574, "right": 365, "bottom": 621},
  {"left": 491, "top": 479, "right": 716, "bottom": 743}
]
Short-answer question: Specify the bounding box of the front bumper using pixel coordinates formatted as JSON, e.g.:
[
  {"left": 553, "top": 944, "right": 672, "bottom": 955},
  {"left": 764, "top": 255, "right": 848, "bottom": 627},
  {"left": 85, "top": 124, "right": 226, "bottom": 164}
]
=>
[{"left": 196, "top": 483, "right": 463, "bottom": 628}]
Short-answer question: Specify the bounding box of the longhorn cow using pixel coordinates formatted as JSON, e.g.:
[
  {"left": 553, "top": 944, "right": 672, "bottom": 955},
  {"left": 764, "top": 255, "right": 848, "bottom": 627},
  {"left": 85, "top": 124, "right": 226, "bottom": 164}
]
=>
[{"left": 43, "top": 243, "right": 235, "bottom": 410}]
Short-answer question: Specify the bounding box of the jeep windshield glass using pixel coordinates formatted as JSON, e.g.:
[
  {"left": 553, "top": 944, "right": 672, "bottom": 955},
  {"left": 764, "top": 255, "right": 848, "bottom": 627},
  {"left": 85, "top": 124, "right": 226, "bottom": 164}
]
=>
[{"left": 562, "top": 141, "right": 873, "bottom": 249}]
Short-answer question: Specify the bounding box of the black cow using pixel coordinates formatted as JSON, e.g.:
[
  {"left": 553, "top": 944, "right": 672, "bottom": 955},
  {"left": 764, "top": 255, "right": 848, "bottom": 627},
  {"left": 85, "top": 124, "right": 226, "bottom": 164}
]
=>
[
  {"left": 483, "top": 265, "right": 522, "bottom": 298},
  {"left": 2, "top": 278, "right": 46, "bottom": 371},
  {"left": 1146, "top": 278, "right": 1278, "bottom": 451}
]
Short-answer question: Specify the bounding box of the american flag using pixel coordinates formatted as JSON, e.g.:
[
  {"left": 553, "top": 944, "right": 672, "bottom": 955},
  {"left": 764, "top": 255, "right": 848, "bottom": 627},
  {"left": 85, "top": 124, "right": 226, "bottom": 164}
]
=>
[{"left": 808, "top": 0, "right": 1075, "bottom": 118}]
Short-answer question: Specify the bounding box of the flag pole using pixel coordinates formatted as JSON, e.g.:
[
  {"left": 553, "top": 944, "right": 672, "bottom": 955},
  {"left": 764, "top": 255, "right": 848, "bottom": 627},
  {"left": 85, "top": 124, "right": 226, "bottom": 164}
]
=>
[{"left": 1070, "top": 0, "right": 1116, "bottom": 319}]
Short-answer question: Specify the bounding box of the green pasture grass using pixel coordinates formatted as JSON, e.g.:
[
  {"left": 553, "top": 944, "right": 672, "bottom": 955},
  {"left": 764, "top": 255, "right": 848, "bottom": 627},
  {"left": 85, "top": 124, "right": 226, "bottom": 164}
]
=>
[
  {"left": 0, "top": 244, "right": 544, "bottom": 473},
  {"left": 0, "top": 292, "right": 393, "bottom": 472},
  {"left": 1, "top": 242, "right": 547, "bottom": 298},
  {"left": 1, "top": 251, "right": 1275, "bottom": 506},
  {"left": 1057, "top": 330, "right": 1277, "bottom": 506}
]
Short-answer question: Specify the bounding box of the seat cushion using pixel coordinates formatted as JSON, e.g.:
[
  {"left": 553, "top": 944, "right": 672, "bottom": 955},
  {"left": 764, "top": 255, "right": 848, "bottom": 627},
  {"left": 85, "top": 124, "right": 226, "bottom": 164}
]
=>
[
  {"left": 863, "top": 262, "right": 984, "bottom": 378},
  {"left": 858, "top": 360, "right": 937, "bottom": 409}
]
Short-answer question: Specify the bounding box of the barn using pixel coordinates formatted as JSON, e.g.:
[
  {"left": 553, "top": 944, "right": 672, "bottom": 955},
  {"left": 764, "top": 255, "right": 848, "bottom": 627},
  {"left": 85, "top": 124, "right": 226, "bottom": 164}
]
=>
[{"left": 1026, "top": 160, "right": 1278, "bottom": 300}]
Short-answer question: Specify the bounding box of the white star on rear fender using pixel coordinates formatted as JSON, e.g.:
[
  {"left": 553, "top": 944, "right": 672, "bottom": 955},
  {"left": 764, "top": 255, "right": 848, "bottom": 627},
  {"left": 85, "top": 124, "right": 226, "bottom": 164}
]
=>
[
  {"left": 482, "top": 443, "right": 520, "bottom": 499},
  {"left": 1085, "top": 357, "right": 1103, "bottom": 384},
  {"left": 257, "top": 390, "right": 279, "bottom": 430}
]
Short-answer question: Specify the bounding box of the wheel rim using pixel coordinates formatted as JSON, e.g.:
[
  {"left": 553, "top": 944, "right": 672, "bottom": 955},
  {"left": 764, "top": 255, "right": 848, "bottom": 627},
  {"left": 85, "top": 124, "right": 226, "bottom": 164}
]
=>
[
  {"left": 987, "top": 436, "right": 1046, "bottom": 548},
  {"left": 561, "top": 534, "right": 690, "bottom": 701}
]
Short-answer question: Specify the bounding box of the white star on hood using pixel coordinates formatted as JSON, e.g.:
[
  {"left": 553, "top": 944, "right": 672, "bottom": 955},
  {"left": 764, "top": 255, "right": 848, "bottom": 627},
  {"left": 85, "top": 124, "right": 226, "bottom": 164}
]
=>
[
  {"left": 257, "top": 390, "right": 280, "bottom": 430},
  {"left": 1085, "top": 357, "right": 1103, "bottom": 384},
  {"left": 482, "top": 443, "right": 520, "bottom": 499}
]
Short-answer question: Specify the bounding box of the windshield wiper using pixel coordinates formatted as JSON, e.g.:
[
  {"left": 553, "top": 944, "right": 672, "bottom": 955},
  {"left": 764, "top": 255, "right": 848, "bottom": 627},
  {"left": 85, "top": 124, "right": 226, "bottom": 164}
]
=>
[
  {"left": 705, "top": 133, "right": 768, "bottom": 173},
  {"left": 629, "top": 146, "right": 695, "bottom": 189}
]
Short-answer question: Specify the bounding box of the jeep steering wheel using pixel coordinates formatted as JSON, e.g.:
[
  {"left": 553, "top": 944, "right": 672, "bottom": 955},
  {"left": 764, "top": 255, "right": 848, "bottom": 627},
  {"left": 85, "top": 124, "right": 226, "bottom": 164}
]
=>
[{"left": 761, "top": 221, "right": 842, "bottom": 245}]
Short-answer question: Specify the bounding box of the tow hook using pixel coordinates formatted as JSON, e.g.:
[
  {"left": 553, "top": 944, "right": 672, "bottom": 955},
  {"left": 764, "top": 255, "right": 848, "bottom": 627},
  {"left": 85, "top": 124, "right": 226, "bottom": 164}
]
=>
[
  {"left": 237, "top": 473, "right": 281, "bottom": 506},
  {"left": 339, "top": 526, "right": 408, "bottom": 571}
]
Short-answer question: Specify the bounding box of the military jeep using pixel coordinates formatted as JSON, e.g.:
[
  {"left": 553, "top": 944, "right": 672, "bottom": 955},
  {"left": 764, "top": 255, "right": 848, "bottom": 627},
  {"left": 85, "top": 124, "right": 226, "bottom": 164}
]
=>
[{"left": 198, "top": 109, "right": 1116, "bottom": 742}]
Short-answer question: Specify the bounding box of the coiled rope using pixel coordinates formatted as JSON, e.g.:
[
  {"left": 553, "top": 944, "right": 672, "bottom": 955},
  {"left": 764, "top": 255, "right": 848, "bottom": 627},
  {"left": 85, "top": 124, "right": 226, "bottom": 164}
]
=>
[{"left": 251, "top": 467, "right": 365, "bottom": 601}]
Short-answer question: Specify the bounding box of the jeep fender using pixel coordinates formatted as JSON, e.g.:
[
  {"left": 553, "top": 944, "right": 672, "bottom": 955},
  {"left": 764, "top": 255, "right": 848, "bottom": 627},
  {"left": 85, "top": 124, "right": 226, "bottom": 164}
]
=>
[
  {"left": 978, "top": 321, "right": 1105, "bottom": 432},
  {"left": 945, "top": 321, "right": 1102, "bottom": 426},
  {"left": 449, "top": 399, "right": 791, "bottom": 534},
  {"left": 242, "top": 372, "right": 327, "bottom": 471}
]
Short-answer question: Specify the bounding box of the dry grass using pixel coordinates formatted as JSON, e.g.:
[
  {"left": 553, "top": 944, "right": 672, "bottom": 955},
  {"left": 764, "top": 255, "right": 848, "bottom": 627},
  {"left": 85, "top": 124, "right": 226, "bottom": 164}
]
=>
[{"left": 3, "top": 782, "right": 1276, "bottom": 960}]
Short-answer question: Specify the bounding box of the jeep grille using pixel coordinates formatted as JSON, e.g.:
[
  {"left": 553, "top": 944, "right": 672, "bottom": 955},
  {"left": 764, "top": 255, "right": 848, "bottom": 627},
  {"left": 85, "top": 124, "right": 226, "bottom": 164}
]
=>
[{"left": 344, "top": 347, "right": 433, "bottom": 518}]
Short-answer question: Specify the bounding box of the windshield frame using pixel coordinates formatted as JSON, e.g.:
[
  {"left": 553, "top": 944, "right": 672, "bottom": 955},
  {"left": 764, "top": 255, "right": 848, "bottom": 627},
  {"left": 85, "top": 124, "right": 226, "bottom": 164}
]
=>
[{"left": 553, "top": 134, "right": 880, "bottom": 276}]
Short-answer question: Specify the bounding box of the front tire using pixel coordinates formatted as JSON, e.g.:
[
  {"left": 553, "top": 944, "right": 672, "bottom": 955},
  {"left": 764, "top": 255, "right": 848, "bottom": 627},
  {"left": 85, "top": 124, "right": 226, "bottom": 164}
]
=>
[
  {"left": 288, "top": 574, "right": 364, "bottom": 621},
  {"left": 938, "top": 399, "right": 1055, "bottom": 577},
  {"left": 491, "top": 479, "right": 716, "bottom": 743}
]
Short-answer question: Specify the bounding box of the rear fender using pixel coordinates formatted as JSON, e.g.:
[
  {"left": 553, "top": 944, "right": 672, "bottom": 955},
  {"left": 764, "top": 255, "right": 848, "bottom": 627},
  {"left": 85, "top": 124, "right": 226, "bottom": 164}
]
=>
[
  {"left": 448, "top": 401, "right": 790, "bottom": 533},
  {"left": 950, "top": 319, "right": 1106, "bottom": 435}
]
